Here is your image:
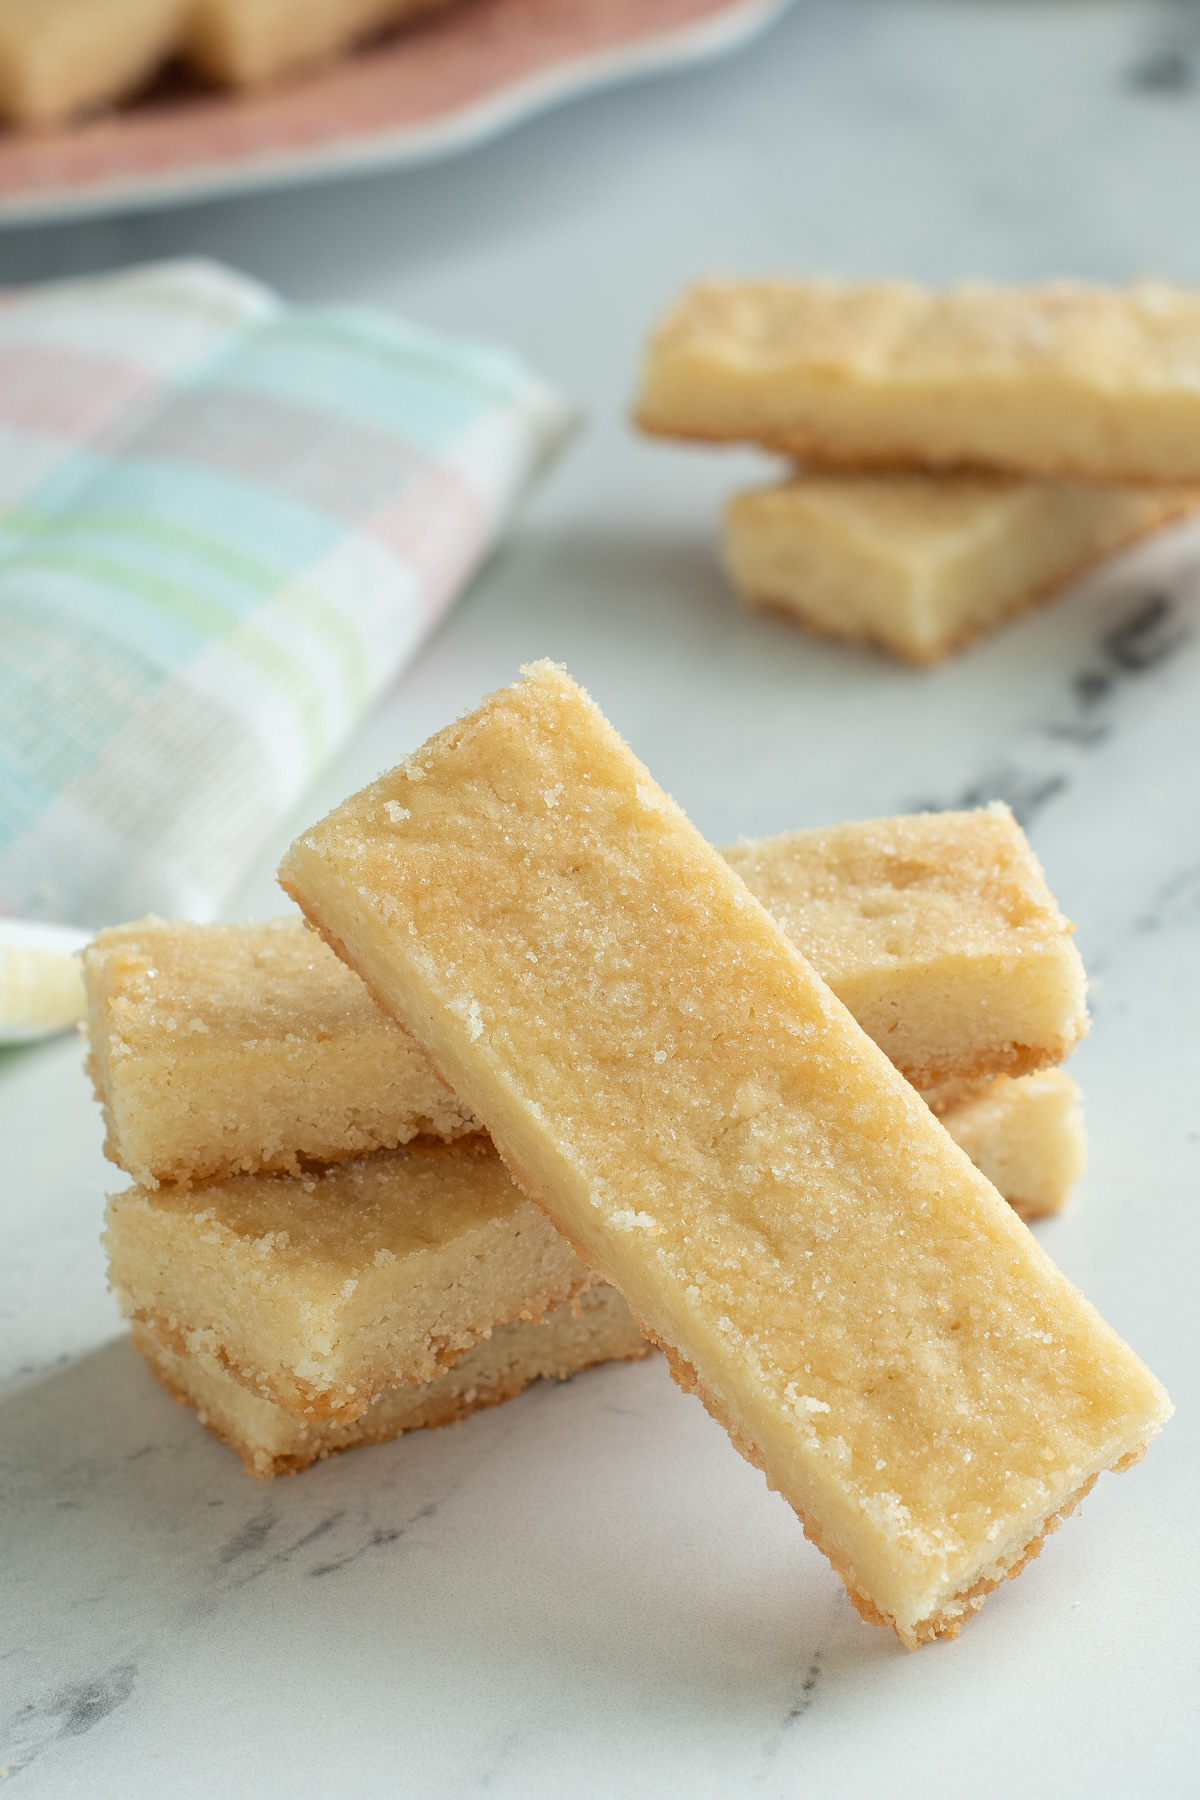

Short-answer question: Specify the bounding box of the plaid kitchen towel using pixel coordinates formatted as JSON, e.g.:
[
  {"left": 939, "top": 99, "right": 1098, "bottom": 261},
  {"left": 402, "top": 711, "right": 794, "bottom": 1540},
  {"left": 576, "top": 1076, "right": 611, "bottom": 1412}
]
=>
[{"left": 0, "top": 259, "right": 570, "bottom": 927}]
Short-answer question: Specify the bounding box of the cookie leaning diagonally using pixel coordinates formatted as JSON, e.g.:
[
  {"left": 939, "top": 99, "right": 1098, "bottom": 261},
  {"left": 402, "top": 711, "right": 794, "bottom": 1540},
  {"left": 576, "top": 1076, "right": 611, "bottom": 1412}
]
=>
[{"left": 279, "top": 661, "right": 1170, "bottom": 1648}]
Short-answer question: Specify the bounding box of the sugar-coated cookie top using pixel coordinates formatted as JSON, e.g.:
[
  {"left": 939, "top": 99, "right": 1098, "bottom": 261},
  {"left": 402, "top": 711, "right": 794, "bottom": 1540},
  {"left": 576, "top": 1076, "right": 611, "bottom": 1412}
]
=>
[{"left": 87, "top": 915, "right": 400, "bottom": 1045}]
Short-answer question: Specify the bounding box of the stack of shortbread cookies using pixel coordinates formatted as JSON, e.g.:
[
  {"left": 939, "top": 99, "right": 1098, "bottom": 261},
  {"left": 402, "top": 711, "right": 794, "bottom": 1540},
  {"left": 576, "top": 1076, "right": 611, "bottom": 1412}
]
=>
[
  {"left": 92, "top": 802, "right": 1089, "bottom": 1480},
  {"left": 86, "top": 665, "right": 1169, "bottom": 1646},
  {"left": 636, "top": 279, "right": 1200, "bottom": 661}
]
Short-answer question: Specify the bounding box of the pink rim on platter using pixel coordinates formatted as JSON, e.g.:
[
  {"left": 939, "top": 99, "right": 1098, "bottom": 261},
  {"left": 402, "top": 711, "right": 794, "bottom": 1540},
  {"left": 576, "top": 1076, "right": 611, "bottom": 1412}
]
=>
[{"left": 0, "top": 0, "right": 794, "bottom": 225}]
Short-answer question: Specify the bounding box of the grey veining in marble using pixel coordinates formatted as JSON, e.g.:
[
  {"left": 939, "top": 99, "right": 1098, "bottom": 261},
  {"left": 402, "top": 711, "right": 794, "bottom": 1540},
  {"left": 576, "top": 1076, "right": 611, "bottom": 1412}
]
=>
[{"left": 3, "top": 3, "right": 1200, "bottom": 1794}]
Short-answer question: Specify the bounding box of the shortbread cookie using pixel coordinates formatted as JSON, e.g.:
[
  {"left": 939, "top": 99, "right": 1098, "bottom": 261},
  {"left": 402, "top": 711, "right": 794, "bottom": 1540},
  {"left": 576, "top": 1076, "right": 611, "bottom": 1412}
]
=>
[
  {"left": 279, "top": 660, "right": 1169, "bottom": 1649},
  {"left": 726, "top": 805, "right": 1086, "bottom": 1110},
  {"left": 941, "top": 1070, "right": 1085, "bottom": 1222},
  {"left": 85, "top": 916, "right": 480, "bottom": 1188},
  {"left": 133, "top": 1283, "right": 651, "bottom": 1478},
  {"left": 86, "top": 807, "right": 1083, "bottom": 1185},
  {"left": 184, "top": 0, "right": 447, "bottom": 89},
  {"left": 724, "top": 474, "right": 1198, "bottom": 664},
  {"left": 104, "top": 1144, "right": 592, "bottom": 1424},
  {"left": 637, "top": 278, "right": 1200, "bottom": 483},
  {"left": 0, "top": 0, "right": 187, "bottom": 128}
]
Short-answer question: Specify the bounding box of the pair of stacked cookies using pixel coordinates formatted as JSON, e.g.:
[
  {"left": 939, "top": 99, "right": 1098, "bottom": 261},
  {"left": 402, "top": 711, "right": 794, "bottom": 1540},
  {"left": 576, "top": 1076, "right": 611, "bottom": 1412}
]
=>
[
  {"left": 0, "top": 0, "right": 454, "bottom": 130},
  {"left": 636, "top": 279, "right": 1200, "bottom": 662},
  {"left": 94, "top": 800, "right": 1087, "bottom": 1480}
]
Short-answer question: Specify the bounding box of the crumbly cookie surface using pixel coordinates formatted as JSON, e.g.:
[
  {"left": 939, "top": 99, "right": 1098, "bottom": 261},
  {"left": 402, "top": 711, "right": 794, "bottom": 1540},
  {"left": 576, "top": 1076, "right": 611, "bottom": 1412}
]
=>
[
  {"left": 105, "top": 1144, "right": 592, "bottom": 1423},
  {"left": 725, "top": 804, "right": 1087, "bottom": 1100},
  {"left": 280, "top": 660, "right": 1169, "bottom": 1646}
]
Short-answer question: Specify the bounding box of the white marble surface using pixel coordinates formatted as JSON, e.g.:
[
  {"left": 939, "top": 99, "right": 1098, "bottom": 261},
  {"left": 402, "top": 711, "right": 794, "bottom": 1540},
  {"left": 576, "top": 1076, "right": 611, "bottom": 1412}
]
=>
[{"left": 3, "top": 2, "right": 1200, "bottom": 1792}]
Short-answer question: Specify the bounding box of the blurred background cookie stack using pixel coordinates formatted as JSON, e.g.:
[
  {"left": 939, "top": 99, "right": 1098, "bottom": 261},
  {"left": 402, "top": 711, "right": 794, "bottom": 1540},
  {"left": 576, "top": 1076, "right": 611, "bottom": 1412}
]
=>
[{"left": 636, "top": 279, "right": 1200, "bottom": 664}]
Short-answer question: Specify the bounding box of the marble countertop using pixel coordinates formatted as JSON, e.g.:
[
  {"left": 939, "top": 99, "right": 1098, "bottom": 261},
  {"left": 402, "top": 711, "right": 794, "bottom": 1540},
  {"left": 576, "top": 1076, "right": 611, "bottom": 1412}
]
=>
[{"left": 3, "top": 2, "right": 1198, "bottom": 1792}]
